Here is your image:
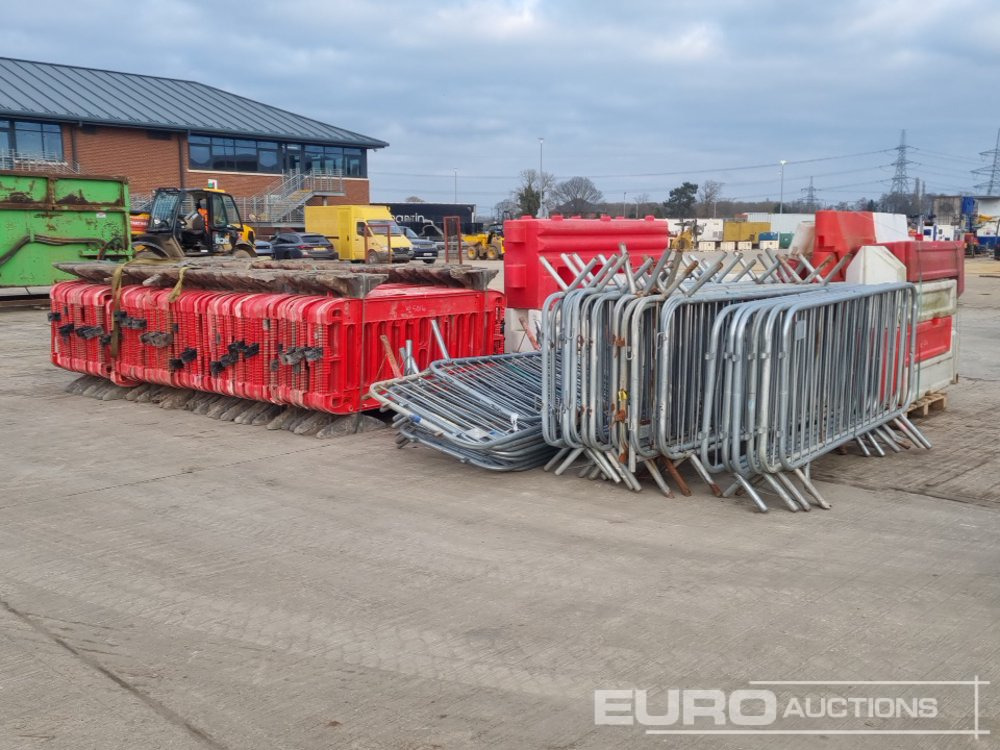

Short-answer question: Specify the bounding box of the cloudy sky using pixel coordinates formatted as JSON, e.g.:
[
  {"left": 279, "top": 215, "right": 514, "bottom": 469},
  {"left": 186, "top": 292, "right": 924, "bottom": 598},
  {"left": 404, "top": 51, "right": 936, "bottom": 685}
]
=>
[{"left": 3, "top": 0, "right": 999, "bottom": 213}]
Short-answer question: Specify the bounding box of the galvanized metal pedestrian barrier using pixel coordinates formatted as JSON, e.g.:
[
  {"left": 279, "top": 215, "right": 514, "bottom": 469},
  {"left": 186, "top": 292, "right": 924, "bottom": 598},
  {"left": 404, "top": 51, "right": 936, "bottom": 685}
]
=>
[
  {"left": 370, "top": 352, "right": 557, "bottom": 471},
  {"left": 537, "top": 247, "right": 930, "bottom": 511},
  {"left": 373, "top": 246, "right": 931, "bottom": 513}
]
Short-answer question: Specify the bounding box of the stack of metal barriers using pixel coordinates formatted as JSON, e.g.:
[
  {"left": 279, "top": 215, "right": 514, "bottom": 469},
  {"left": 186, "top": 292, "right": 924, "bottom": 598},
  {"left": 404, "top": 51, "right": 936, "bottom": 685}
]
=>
[
  {"left": 370, "top": 352, "right": 556, "bottom": 471},
  {"left": 373, "top": 247, "right": 931, "bottom": 512}
]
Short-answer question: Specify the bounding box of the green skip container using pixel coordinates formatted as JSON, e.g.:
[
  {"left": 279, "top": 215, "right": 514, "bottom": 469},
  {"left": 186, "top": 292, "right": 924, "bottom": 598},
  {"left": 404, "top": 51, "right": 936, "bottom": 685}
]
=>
[{"left": 0, "top": 170, "right": 132, "bottom": 291}]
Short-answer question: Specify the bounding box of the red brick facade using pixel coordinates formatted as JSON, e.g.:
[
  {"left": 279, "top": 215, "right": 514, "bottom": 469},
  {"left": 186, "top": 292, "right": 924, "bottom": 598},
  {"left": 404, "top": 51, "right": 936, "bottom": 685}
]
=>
[{"left": 61, "top": 123, "right": 371, "bottom": 205}]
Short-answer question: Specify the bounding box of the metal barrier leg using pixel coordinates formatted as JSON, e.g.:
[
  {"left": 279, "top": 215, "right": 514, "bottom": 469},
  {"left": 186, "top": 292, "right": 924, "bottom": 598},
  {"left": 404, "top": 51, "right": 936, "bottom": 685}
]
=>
[
  {"left": 794, "top": 466, "right": 831, "bottom": 509},
  {"left": 895, "top": 416, "right": 932, "bottom": 450},
  {"left": 875, "top": 426, "right": 902, "bottom": 453},
  {"left": 866, "top": 432, "right": 887, "bottom": 458},
  {"left": 644, "top": 459, "right": 674, "bottom": 498},
  {"left": 544, "top": 447, "right": 571, "bottom": 472},
  {"left": 776, "top": 472, "right": 811, "bottom": 511},
  {"left": 553, "top": 446, "right": 584, "bottom": 476},
  {"left": 688, "top": 454, "right": 723, "bottom": 497},
  {"left": 855, "top": 436, "right": 872, "bottom": 457},
  {"left": 763, "top": 473, "right": 800, "bottom": 512},
  {"left": 608, "top": 453, "right": 642, "bottom": 492},
  {"left": 660, "top": 456, "right": 692, "bottom": 496},
  {"left": 734, "top": 474, "right": 768, "bottom": 512},
  {"left": 589, "top": 449, "right": 622, "bottom": 484}
]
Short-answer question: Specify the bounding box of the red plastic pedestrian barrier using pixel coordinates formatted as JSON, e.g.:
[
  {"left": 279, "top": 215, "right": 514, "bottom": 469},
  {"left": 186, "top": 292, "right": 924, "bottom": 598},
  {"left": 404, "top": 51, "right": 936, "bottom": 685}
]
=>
[
  {"left": 115, "top": 286, "right": 181, "bottom": 387},
  {"left": 50, "top": 281, "right": 505, "bottom": 414},
  {"left": 171, "top": 289, "right": 217, "bottom": 392},
  {"left": 503, "top": 215, "right": 669, "bottom": 309},
  {"left": 271, "top": 294, "right": 338, "bottom": 409},
  {"left": 203, "top": 292, "right": 252, "bottom": 398},
  {"left": 915, "top": 316, "right": 953, "bottom": 363},
  {"left": 880, "top": 241, "right": 965, "bottom": 296},
  {"left": 49, "top": 281, "right": 115, "bottom": 380},
  {"left": 269, "top": 285, "right": 506, "bottom": 413},
  {"left": 235, "top": 293, "right": 293, "bottom": 402}
]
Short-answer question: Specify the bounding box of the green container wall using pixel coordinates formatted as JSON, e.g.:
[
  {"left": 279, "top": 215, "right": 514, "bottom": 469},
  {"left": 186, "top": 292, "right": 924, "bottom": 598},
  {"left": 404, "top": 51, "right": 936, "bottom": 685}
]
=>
[
  {"left": 778, "top": 232, "right": 794, "bottom": 249},
  {"left": 0, "top": 171, "right": 132, "bottom": 288}
]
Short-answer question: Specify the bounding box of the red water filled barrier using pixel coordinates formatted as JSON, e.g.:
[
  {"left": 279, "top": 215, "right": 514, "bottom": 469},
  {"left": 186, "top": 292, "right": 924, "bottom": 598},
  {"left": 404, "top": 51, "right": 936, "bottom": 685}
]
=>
[
  {"left": 880, "top": 241, "right": 965, "bottom": 296},
  {"left": 813, "top": 211, "right": 963, "bottom": 293},
  {"left": 503, "top": 215, "right": 669, "bottom": 309},
  {"left": 50, "top": 281, "right": 505, "bottom": 415},
  {"left": 915, "top": 316, "right": 953, "bottom": 363}
]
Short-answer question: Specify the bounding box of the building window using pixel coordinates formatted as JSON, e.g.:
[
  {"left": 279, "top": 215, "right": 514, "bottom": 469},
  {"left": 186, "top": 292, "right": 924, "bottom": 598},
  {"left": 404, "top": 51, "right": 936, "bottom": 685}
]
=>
[
  {"left": 344, "top": 148, "right": 365, "bottom": 177},
  {"left": 188, "top": 133, "right": 367, "bottom": 177},
  {"left": 0, "top": 120, "right": 63, "bottom": 161},
  {"left": 188, "top": 135, "right": 282, "bottom": 174}
]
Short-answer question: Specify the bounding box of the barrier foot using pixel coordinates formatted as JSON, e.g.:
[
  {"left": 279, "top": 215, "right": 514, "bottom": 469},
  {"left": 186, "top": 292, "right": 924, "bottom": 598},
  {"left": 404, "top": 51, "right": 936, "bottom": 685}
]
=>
[
  {"left": 794, "top": 467, "right": 831, "bottom": 510},
  {"left": 660, "top": 456, "right": 692, "bottom": 496},
  {"left": 644, "top": 459, "right": 674, "bottom": 498}
]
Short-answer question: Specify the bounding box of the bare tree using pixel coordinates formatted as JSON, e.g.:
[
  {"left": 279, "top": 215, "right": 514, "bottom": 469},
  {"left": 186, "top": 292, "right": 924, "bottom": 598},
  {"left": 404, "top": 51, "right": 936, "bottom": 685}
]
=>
[
  {"left": 551, "top": 176, "right": 604, "bottom": 215},
  {"left": 404, "top": 195, "right": 426, "bottom": 203},
  {"left": 494, "top": 198, "right": 520, "bottom": 221},
  {"left": 514, "top": 169, "right": 556, "bottom": 217},
  {"left": 697, "top": 180, "right": 724, "bottom": 218},
  {"left": 634, "top": 192, "right": 650, "bottom": 218}
]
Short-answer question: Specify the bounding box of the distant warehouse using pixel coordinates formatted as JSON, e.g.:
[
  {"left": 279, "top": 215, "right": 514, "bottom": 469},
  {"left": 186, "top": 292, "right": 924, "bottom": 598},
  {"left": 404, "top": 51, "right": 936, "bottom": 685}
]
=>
[{"left": 0, "top": 57, "right": 387, "bottom": 223}]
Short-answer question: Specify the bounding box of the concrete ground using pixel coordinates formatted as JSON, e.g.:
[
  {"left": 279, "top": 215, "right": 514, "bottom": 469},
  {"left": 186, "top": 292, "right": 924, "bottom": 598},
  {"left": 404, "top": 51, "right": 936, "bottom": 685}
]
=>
[{"left": 0, "top": 262, "right": 998, "bottom": 749}]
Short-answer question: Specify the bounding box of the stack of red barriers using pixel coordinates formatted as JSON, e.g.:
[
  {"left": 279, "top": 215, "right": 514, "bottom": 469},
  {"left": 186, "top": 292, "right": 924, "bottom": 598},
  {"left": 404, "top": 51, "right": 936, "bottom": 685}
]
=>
[{"left": 50, "top": 280, "right": 505, "bottom": 414}]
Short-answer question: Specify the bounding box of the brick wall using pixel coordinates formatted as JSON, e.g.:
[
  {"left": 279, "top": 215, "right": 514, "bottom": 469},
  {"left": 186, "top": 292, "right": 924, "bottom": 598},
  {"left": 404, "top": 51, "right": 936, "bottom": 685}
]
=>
[
  {"left": 62, "top": 123, "right": 371, "bottom": 204},
  {"left": 72, "top": 125, "right": 183, "bottom": 194},
  {"left": 306, "top": 179, "right": 370, "bottom": 205},
  {"left": 185, "top": 169, "right": 279, "bottom": 196}
]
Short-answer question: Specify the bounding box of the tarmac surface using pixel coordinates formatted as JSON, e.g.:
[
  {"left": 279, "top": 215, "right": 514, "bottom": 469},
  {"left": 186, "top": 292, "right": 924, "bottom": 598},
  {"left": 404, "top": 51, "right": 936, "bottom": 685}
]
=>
[{"left": 0, "top": 260, "right": 998, "bottom": 749}]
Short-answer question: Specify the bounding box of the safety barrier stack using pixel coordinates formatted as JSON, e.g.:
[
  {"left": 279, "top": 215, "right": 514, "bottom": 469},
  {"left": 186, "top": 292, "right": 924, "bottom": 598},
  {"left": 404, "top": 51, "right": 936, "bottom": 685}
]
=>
[
  {"left": 373, "top": 248, "right": 932, "bottom": 513},
  {"left": 49, "top": 269, "right": 504, "bottom": 415}
]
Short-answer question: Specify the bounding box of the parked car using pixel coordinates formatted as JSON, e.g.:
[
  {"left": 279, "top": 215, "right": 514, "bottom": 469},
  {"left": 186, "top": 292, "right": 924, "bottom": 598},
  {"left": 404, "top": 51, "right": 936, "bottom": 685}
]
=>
[
  {"left": 402, "top": 226, "right": 439, "bottom": 264},
  {"left": 270, "top": 232, "right": 339, "bottom": 260},
  {"left": 254, "top": 239, "right": 273, "bottom": 257}
]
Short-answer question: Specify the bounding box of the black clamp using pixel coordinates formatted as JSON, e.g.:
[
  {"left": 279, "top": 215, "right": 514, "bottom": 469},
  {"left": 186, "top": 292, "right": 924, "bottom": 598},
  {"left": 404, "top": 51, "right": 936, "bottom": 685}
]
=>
[
  {"left": 139, "top": 331, "right": 174, "bottom": 348},
  {"left": 75, "top": 325, "right": 105, "bottom": 340}
]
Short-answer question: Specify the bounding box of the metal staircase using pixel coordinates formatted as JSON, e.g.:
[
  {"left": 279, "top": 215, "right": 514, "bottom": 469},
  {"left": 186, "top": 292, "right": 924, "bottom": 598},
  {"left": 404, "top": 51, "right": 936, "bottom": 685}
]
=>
[{"left": 238, "top": 170, "right": 345, "bottom": 225}]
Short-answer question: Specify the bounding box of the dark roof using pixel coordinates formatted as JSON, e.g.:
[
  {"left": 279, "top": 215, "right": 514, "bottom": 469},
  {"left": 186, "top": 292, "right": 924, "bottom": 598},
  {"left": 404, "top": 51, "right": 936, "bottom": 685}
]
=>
[{"left": 0, "top": 57, "right": 387, "bottom": 149}]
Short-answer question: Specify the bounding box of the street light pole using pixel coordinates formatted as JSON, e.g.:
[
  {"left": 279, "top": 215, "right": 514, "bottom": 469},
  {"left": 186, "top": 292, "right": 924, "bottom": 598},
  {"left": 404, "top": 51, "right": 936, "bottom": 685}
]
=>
[
  {"left": 453, "top": 168, "right": 457, "bottom": 203},
  {"left": 538, "top": 137, "right": 544, "bottom": 217},
  {"left": 779, "top": 160, "right": 787, "bottom": 214}
]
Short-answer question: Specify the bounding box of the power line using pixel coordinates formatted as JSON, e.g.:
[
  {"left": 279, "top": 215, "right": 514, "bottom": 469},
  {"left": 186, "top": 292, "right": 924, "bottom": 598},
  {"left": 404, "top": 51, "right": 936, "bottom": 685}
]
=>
[
  {"left": 371, "top": 148, "right": 897, "bottom": 182},
  {"left": 913, "top": 147, "right": 985, "bottom": 165},
  {"left": 973, "top": 127, "right": 1000, "bottom": 196}
]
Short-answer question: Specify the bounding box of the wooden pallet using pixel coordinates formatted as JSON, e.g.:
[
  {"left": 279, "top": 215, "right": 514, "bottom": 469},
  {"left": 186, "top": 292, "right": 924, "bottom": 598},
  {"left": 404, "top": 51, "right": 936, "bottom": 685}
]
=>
[{"left": 907, "top": 391, "right": 948, "bottom": 418}]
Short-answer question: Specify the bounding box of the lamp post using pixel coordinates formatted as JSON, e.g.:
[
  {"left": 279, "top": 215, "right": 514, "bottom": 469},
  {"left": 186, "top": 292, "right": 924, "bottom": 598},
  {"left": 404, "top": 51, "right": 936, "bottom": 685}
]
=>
[
  {"left": 538, "top": 137, "right": 544, "bottom": 217},
  {"left": 779, "top": 159, "right": 787, "bottom": 214},
  {"left": 453, "top": 168, "right": 457, "bottom": 203},
  {"left": 623, "top": 191, "right": 627, "bottom": 217}
]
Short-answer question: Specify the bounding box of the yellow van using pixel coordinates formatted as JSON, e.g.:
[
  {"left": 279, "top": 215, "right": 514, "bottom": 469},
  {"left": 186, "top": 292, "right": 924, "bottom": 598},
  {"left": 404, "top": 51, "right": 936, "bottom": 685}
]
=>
[{"left": 304, "top": 205, "right": 413, "bottom": 263}]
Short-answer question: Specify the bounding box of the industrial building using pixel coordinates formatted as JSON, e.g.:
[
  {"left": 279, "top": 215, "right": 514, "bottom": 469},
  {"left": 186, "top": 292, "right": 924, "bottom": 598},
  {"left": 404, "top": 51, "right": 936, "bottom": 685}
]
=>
[{"left": 0, "top": 57, "right": 387, "bottom": 222}]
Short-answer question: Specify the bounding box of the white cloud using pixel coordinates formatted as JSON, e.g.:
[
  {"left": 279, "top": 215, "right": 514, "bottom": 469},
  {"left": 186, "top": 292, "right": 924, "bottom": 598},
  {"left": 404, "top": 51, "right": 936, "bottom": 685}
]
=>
[{"left": 639, "top": 23, "right": 723, "bottom": 63}]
